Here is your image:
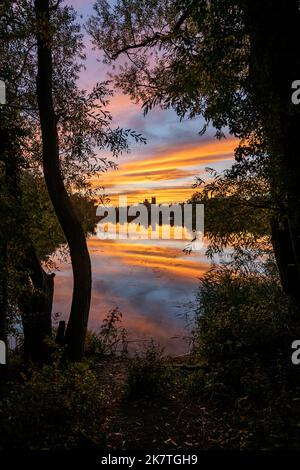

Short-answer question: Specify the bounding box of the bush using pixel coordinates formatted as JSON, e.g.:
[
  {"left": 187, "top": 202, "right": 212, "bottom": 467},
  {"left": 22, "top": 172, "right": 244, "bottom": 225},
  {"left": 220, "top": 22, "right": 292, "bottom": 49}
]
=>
[
  {"left": 194, "top": 263, "right": 295, "bottom": 368},
  {"left": 84, "top": 307, "right": 128, "bottom": 359},
  {"left": 0, "top": 360, "right": 108, "bottom": 450},
  {"left": 188, "top": 262, "right": 300, "bottom": 448},
  {"left": 126, "top": 341, "right": 175, "bottom": 400}
]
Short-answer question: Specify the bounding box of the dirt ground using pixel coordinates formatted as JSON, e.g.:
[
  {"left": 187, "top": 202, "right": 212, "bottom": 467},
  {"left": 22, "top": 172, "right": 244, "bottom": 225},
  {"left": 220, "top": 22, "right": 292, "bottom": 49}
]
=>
[{"left": 93, "top": 357, "right": 225, "bottom": 451}]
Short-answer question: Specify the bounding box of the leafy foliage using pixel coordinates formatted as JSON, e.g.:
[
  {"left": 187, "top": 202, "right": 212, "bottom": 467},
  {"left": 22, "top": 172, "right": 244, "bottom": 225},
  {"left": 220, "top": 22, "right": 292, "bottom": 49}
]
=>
[
  {"left": 1, "top": 0, "right": 146, "bottom": 187},
  {"left": 85, "top": 307, "right": 128, "bottom": 358},
  {"left": 126, "top": 341, "right": 175, "bottom": 400},
  {"left": 190, "top": 165, "right": 272, "bottom": 257},
  {"left": 88, "top": 0, "right": 261, "bottom": 159},
  {"left": 88, "top": 0, "right": 290, "bottom": 212},
  {"left": 0, "top": 360, "right": 108, "bottom": 449},
  {"left": 186, "top": 256, "right": 300, "bottom": 449}
]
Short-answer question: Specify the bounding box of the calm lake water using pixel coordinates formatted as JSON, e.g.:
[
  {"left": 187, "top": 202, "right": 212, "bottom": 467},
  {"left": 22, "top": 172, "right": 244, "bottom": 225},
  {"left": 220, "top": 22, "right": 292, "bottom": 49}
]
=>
[{"left": 53, "top": 223, "right": 210, "bottom": 355}]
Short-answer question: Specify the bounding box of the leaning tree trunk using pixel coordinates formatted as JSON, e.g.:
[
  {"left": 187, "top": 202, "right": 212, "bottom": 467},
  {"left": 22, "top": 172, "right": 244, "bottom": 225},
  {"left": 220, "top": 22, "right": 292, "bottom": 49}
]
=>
[
  {"left": 246, "top": 0, "right": 300, "bottom": 309},
  {"left": 267, "top": 0, "right": 300, "bottom": 298},
  {"left": 34, "top": 0, "right": 92, "bottom": 361}
]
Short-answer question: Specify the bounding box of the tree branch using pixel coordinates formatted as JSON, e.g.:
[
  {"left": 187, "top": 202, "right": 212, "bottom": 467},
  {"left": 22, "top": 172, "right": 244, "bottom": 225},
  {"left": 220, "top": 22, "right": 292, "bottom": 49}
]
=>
[{"left": 107, "top": 0, "right": 198, "bottom": 60}]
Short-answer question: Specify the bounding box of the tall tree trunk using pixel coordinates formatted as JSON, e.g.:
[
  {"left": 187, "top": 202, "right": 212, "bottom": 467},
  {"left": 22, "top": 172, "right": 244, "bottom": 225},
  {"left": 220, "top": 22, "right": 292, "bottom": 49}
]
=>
[
  {"left": 268, "top": 0, "right": 300, "bottom": 296},
  {"left": 34, "top": 0, "right": 92, "bottom": 361},
  {"left": 246, "top": 0, "right": 300, "bottom": 308}
]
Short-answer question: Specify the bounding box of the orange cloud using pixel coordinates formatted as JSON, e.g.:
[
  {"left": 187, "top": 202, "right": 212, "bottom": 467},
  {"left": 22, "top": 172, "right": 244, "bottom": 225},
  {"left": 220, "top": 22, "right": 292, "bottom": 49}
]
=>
[{"left": 91, "top": 137, "right": 236, "bottom": 204}]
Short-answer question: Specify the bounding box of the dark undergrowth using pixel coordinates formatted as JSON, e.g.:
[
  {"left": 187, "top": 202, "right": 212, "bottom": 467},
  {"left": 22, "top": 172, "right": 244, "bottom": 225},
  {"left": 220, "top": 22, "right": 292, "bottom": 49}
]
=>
[{"left": 1, "top": 266, "right": 300, "bottom": 450}]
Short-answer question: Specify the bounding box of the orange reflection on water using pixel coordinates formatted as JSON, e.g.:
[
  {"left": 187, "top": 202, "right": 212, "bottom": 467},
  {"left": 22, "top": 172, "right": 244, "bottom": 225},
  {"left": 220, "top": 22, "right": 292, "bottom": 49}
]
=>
[
  {"left": 90, "top": 241, "right": 206, "bottom": 280},
  {"left": 54, "top": 233, "right": 210, "bottom": 355}
]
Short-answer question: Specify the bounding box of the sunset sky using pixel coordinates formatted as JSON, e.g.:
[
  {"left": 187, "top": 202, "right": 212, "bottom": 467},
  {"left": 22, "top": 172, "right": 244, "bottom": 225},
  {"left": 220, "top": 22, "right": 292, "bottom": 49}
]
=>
[
  {"left": 55, "top": 1, "right": 237, "bottom": 352},
  {"left": 69, "top": 0, "right": 236, "bottom": 204}
]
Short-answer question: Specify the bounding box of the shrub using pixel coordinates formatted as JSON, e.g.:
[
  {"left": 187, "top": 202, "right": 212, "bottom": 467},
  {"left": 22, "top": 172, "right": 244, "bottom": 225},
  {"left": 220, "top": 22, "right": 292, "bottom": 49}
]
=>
[
  {"left": 0, "top": 360, "right": 108, "bottom": 450},
  {"left": 194, "top": 263, "right": 295, "bottom": 367},
  {"left": 84, "top": 307, "right": 128, "bottom": 359},
  {"left": 126, "top": 341, "right": 175, "bottom": 400},
  {"left": 188, "top": 261, "right": 300, "bottom": 448}
]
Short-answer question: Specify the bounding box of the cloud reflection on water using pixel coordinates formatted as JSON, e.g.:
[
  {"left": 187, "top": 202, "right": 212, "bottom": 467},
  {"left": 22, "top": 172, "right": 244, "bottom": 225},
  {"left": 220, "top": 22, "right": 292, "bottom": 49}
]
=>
[{"left": 53, "top": 228, "right": 210, "bottom": 355}]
